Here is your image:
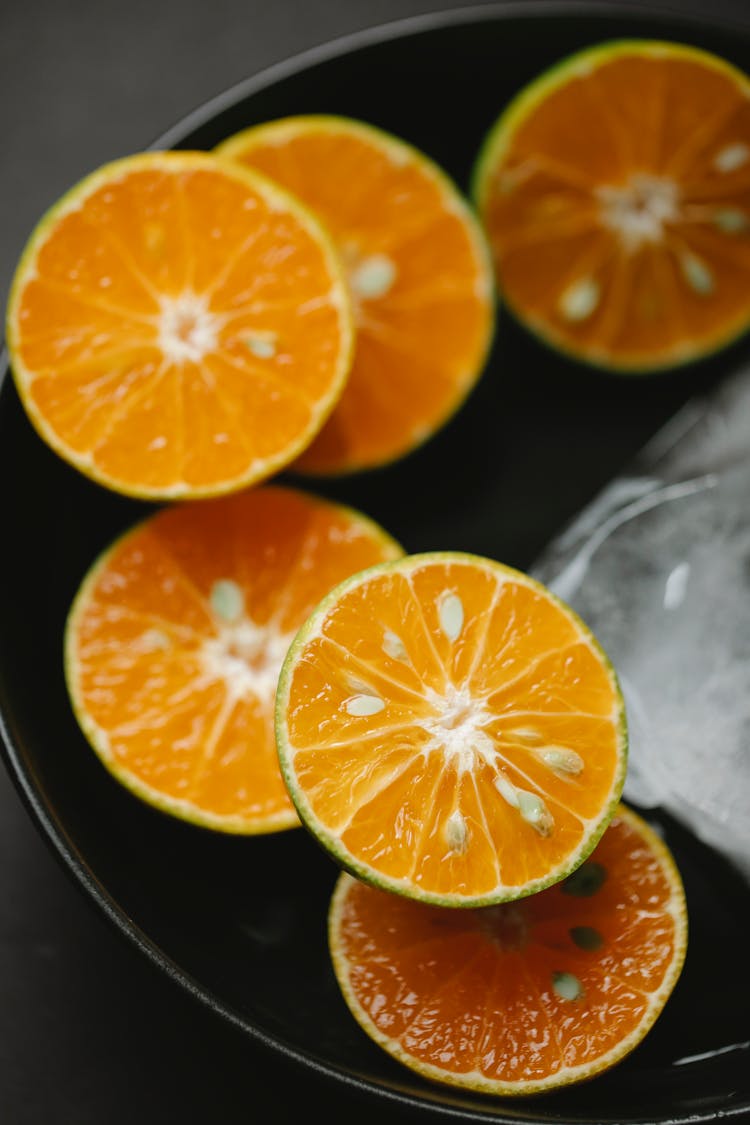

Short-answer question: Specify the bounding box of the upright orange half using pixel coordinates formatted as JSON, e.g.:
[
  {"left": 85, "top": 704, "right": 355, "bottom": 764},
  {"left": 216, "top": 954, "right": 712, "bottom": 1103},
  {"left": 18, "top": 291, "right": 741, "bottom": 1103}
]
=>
[
  {"left": 64, "top": 485, "right": 402, "bottom": 833},
  {"left": 217, "top": 116, "right": 495, "bottom": 474},
  {"left": 473, "top": 40, "right": 750, "bottom": 371},
  {"left": 276, "top": 552, "right": 627, "bottom": 906},
  {"left": 6, "top": 151, "right": 354, "bottom": 498},
  {"left": 329, "top": 804, "right": 688, "bottom": 1096}
]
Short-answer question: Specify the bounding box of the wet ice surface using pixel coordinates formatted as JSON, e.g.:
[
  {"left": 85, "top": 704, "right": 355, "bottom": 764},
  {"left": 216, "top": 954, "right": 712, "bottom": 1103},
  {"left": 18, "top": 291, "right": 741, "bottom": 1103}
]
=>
[{"left": 532, "top": 364, "right": 750, "bottom": 881}]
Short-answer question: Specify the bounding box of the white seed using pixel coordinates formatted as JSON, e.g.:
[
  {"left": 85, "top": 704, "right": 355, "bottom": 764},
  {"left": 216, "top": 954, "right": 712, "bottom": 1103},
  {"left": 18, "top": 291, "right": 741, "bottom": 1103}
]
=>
[
  {"left": 664, "top": 561, "right": 690, "bottom": 611},
  {"left": 494, "top": 773, "right": 520, "bottom": 808},
  {"left": 382, "top": 628, "right": 409, "bottom": 661},
  {"left": 444, "top": 809, "right": 469, "bottom": 853},
  {"left": 438, "top": 593, "right": 464, "bottom": 642},
  {"left": 713, "top": 208, "right": 749, "bottom": 233},
  {"left": 210, "top": 579, "right": 245, "bottom": 623},
  {"left": 713, "top": 142, "right": 750, "bottom": 173},
  {"left": 558, "top": 276, "right": 600, "bottom": 322},
  {"left": 350, "top": 254, "right": 397, "bottom": 299},
  {"left": 345, "top": 693, "right": 385, "bottom": 717},
  {"left": 245, "top": 333, "right": 277, "bottom": 358},
  {"left": 552, "top": 971, "right": 583, "bottom": 1001},
  {"left": 517, "top": 790, "right": 554, "bottom": 836},
  {"left": 541, "top": 747, "right": 584, "bottom": 777},
  {"left": 680, "top": 252, "right": 714, "bottom": 296}
]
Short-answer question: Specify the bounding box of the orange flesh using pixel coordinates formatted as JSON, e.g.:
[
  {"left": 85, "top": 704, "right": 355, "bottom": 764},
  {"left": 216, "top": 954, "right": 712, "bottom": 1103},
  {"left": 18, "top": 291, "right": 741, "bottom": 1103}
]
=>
[
  {"left": 330, "top": 805, "right": 686, "bottom": 1091},
  {"left": 477, "top": 45, "right": 750, "bottom": 368},
  {"left": 66, "top": 486, "right": 401, "bottom": 832},
  {"left": 218, "top": 119, "right": 494, "bottom": 472},
  {"left": 8, "top": 152, "right": 352, "bottom": 497},
  {"left": 281, "top": 557, "right": 625, "bottom": 899}
]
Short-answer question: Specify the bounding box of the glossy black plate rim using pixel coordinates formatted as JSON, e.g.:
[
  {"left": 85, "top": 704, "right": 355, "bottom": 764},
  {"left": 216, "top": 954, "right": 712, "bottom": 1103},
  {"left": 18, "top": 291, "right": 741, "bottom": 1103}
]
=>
[{"left": 1, "top": 2, "right": 749, "bottom": 1121}]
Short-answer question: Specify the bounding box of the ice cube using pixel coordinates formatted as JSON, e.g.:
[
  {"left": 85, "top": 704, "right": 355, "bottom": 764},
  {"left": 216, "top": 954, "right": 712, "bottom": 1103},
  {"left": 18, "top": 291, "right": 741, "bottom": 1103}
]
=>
[{"left": 532, "top": 363, "right": 750, "bottom": 882}]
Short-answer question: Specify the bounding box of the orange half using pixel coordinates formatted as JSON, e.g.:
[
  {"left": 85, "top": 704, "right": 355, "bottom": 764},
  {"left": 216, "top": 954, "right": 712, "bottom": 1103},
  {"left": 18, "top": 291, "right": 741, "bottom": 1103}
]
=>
[
  {"left": 218, "top": 116, "right": 495, "bottom": 473},
  {"left": 64, "top": 485, "right": 402, "bottom": 833},
  {"left": 473, "top": 40, "right": 750, "bottom": 371},
  {"left": 329, "top": 804, "right": 688, "bottom": 1096},
  {"left": 276, "top": 552, "right": 627, "bottom": 905},
  {"left": 6, "top": 151, "right": 354, "bottom": 498}
]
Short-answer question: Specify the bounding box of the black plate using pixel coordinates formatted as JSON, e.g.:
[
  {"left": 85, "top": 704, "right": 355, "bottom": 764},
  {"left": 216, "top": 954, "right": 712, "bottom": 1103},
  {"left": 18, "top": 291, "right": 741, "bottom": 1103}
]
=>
[{"left": 2, "top": 4, "right": 749, "bottom": 1122}]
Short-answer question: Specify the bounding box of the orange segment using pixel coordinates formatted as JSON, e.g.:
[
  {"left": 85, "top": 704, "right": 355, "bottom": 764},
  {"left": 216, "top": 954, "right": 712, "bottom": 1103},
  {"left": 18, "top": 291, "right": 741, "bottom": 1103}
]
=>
[
  {"left": 64, "top": 485, "right": 402, "bottom": 834},
  {"left": 328, "top": 804, "right": 688, "bottom": 1096},
  {"left": 6, "top": 151, "right": 354, "bottom": 498},
  {"left": 473, "top": 40, "right": 750, "bottom": 371},
  {"left": 275, "top": 552, "right": 627, "bottom": 906},
  {"left": 217, "top": 116, "right": 495, "bottom": 473}
]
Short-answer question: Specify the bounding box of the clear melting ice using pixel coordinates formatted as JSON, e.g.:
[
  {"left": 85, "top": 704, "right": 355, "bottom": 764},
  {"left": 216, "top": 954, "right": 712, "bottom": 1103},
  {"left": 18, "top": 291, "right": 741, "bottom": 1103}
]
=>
[{"left": 532, "top": 363, "right": 750, "bottom": 881}]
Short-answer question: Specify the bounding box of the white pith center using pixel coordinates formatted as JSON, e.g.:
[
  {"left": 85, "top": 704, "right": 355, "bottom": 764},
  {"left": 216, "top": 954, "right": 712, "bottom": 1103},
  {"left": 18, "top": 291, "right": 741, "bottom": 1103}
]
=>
[
  {"left": 200, "top": 619, "right": 293, "bottom": 703},
  {"left": 596, "top": 173, "right": 680, "bottom": 251},
  {"left": 340, "top": 241, "right": 398, "bottom": 307},
  {"left": 158, "top": 292, "right": 219, "bottom": 362},
  {"left": 418, "top": 684, "right": 495, "bottom": 773}
]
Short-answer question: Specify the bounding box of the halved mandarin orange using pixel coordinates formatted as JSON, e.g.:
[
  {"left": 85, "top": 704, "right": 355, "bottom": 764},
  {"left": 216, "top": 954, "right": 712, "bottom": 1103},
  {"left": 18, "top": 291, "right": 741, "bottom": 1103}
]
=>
[
  {"left": 329, "top": 803, "right": 688, "bottom": 1096},
  {"left": 473, "top": 40, "right": 750, "bottom": 371},
  {"left": 217, "top": 116, "right": 495, "bottom": 474},
  {"left": 64, "top": 485, "right": 402, "bottom": 834},
  {"left": 275, "top": 552, "right": 627, "bottom": 906},
  {"left": 6, "top": 151, "right": 354, "bottom": 499}
]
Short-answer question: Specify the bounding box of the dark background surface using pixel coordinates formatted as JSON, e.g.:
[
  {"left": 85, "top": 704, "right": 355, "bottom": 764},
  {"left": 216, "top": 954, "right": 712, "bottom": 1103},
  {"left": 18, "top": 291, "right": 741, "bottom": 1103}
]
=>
[{"left": 2, "top": 2, "right": 750, "bottom": 1123}]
